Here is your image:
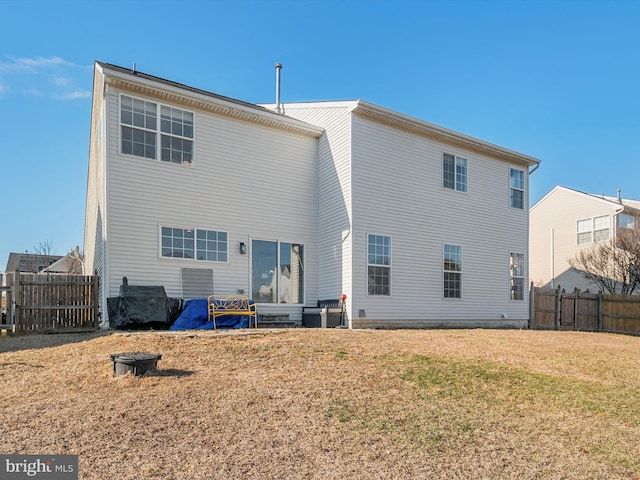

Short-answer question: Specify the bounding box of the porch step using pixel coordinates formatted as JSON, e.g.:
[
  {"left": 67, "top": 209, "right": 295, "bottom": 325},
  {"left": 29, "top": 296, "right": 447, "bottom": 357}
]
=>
[{"left": 258, "top": 314, "right": 298, "bottom": 329}]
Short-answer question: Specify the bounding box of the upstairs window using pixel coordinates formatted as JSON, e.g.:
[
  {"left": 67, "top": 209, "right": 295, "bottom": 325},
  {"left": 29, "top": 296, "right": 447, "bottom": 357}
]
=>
[
  {"left": 368, "top": 234, "right": 391, "bottom": 296},
  {"left": 577, "top": 218, "right": 592, "bottom": 245},
  {"left": 593, "top": 215, "right": 610, "bottom": 242},
  {"left": 577, "top": 215, "right": 610, "bottom": 245},
  {"left": 443, "top": 153, "right": 467, "bottom": 192},
  {"left": 121, "top": 95, "right": 194, "bottom": 166},
  {"left": 121, "top": 96, "right": 157, "bottom": 159},
  {"left": 617, "top": 213, "right": 636, "bottom": 230},
  {"left": 509, "top": 168, "right": 525, "bottom": 209}
]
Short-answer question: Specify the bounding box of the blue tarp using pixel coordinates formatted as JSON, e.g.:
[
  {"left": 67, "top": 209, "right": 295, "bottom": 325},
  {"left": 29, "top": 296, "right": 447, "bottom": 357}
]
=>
[{"left": 169, "top": 299, "right": 250, "bottom": 330}]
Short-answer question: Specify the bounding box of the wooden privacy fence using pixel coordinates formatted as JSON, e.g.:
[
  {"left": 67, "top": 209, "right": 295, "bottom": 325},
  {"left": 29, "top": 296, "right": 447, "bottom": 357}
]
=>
[
  {"left": 530, "top": 283, "right": 640, "bottom": 335},
  {"left": 2, "top": 271, "right": 99, "bottom": 333}
]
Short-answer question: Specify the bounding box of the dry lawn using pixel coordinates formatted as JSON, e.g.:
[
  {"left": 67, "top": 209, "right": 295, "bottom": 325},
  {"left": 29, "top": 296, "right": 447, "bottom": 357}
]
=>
[{"left": 1, "top": 328, "right": 639, "bottom": 479}]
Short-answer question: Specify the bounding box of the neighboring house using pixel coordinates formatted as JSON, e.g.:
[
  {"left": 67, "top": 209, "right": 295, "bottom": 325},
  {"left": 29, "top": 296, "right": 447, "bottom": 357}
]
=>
[
  {"left": 5, "top": 252, "right": 63, "bottom": 275},
  {"left": 529, "top": 185, "right": 640, "bottom": 292},
  {"left": 84, "top": 61, "right": 540, "bottom": 329},
  {"left": 40, "top": 247, "right": 84, "bottom": 274}
]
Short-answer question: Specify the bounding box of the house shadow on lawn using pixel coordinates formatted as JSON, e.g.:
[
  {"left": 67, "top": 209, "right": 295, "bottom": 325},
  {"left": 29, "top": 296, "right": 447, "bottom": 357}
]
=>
[{"left": 0, "top": 331, "right": 111, "bottom": 354}]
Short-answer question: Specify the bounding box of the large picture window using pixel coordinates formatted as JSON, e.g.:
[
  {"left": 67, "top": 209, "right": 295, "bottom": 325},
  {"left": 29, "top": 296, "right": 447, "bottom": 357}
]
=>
[
  {"left": 444, "top": 244, "right": 462, "bottom": 299},
  {"left": 368, "top": 234, "right": 391, "bottom": 296},
  {"left": 510, "top": 253, "right": 525, "bottom": 301},
  {"left": 161, "top": 226, "right": 227, "bottom": 262},
  {"left": 121, "top": 95, "right": 194, "bottom": 166},
  {"left": 443, "top": 153, "right": 467, "bottom": 192},
  {"left": 251, "top": 240, "right": 304, "bottom": 304},
  {"left": 509, "top": 168, "right": 525, "bottom": 209}
]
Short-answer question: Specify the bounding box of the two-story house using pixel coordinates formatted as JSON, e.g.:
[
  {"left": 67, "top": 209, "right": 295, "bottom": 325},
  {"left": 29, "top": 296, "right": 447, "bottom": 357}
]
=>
[
  {"left": 84, "top": 61, "right": 540, "bottom": 329},
  {"left": 529, "top": 185, "right": 640, "bottom": 291}
]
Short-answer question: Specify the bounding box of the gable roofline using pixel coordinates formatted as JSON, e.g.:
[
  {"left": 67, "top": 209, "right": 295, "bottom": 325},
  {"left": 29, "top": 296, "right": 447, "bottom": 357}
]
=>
[
  {"left": 276, "top": 99, "right": 540, "bottom": 167},
  {"left": 350, "top": 100, "right": 540, "bottom": 167},
  {"left": 95, "top": 61, "right": 324, "bottom": 138},
  {"left": 531, "top": 185, "right": 640, "bottom": 215}
]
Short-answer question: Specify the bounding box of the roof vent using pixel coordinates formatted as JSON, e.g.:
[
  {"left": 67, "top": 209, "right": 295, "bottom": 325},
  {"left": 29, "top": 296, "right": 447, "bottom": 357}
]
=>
[
  {"left": 275, "top": 63, "right": 283, "bottom": 114},
  {"left": 617, "top": 189, "right": 622, "bottom": 203}
]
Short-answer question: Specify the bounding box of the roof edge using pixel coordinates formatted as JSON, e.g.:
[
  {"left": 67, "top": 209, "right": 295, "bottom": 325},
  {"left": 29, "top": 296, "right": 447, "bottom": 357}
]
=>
[{"left": 351, "top": 100, "right": 540, "bottom": 167}]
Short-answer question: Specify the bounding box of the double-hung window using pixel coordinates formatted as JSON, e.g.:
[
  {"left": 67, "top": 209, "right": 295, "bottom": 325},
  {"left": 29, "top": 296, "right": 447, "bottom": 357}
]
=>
[
  {"left": 443, "top": 153, "right": 467, "bottom": 192},
  {"left": 368, "top": 234, "right": 391, "bottom": 296},
  {"left": 509, "top": 168, "right": 525, "bottom": 209},
  {"left": 121, "top": 95, "right": 194, "bottom": 166},
  {"left": 510, "top": 253, "right": 525, "bottom": 301},
  {"left": 161, "top": 226, "right": 227, "bottom": 261},
  {"left": 443, "top": 244, "right": 462, "bottom": 298},
  {"left": 618, "top": 213, "right": 636, "bottom": 230},
  {"left": 577, "top": 215, "right": 610, "bottom": 245},
  {"left": 593, "top": 215, "right": 610, "bottom": 242}
]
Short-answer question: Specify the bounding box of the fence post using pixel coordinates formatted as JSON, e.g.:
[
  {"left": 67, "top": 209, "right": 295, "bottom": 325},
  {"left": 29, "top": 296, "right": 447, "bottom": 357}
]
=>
[
  {"left": 554, "top": 285, "right": 562, "bottom": 330},
  {"left": 573, "top": 287, "right": 580, "bottom": 330},
  {"left": 92, "top": 272, "right": 100, "bottom": 328},
  {"left": 11, "top": 269, "right": 20, "bottom": 332},
  {"left": 529, "top": 282, "right": 535, "bottom": 329},
  {"left": 597, "top": 291, "right": 603, "bottom": 332}
]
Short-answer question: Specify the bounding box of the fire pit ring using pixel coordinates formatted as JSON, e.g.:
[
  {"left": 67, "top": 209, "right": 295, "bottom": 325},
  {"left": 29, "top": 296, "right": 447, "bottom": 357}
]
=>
[{"left": 110, "top": 352, "right": 162, "bottom": 376}]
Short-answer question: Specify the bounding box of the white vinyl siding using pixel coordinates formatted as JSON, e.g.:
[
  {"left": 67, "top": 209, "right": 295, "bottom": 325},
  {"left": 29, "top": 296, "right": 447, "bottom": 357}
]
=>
[
  {"left": 104, "top": 87, "right": 318, "bottom": 313},
  {"left": 278, "top": 104, "right": 353, "bottom": 306},
  {"left": 347, "top": 114, "right": 530, "bottom": 324}
]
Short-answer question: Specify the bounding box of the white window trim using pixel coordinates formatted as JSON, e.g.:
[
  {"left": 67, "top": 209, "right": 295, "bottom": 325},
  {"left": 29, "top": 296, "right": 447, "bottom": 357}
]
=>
[
  {"left": 159, "top": 224, "right": 229, "bottom": 263},
  {"left": 249, "top": 237, "right": 306, "bottom": 305},
  {"left": 509, "top": 252, "right": 525, "bottom": 302},
  {"left": 367, "top": 233, "right": 392, "bottom": 297},
  {"left": 119, "top": 93, "right": 196, "bottom": 167},
  {"left": 576, "top": 215, "right": 610, "bottom": 245},
  {"left": 443, "top": 243, "right": 463, "bottom": 300},
  {"left": 509, "top": 167, "right": 525, "bottom": 210},
  {"left": 442, "top": 152, "right": 468, "bottom": 193}
]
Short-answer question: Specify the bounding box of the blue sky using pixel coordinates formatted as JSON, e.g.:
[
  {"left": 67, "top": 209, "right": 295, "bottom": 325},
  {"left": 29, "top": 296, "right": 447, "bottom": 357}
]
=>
[{"left": 1, "top": 0, "right": 639, "bottom": 271}]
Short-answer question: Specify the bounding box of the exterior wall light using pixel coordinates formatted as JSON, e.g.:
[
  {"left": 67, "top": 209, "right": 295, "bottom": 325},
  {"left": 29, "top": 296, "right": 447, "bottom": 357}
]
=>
[{"left": 239, "top": 242, "right": 247, "bottom": 255}]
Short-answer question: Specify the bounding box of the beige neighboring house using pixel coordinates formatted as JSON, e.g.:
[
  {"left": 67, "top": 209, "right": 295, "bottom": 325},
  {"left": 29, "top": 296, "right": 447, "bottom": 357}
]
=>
[
  {"left": 529, "top": 185, "right": 640, "bottom": 291},
  {"left": 4, "top": 248, "right": 83, "bottom": 276}
]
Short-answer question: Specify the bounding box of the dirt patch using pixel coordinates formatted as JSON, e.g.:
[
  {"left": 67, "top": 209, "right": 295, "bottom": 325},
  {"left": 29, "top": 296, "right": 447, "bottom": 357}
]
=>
[{"left": 1, "top": 329, "right": 639, "bottom": 479}]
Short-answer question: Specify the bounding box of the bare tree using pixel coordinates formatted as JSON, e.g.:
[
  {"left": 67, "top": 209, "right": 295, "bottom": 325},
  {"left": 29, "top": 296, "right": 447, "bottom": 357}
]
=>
[
  {"left": 22, "top": 240, "right": 57, "bottom": 274},
  {"left": 569, "top": 226, "right": 640, "bottom": 295}
]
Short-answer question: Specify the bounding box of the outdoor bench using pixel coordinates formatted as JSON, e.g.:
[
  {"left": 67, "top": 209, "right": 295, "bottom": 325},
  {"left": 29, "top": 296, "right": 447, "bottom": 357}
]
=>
[{"left": 207, "top": 294, "right": 258, "bottom": 329}]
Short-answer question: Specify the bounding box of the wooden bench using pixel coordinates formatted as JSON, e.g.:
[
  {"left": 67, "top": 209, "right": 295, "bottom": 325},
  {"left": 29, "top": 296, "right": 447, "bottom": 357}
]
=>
[{"left": 207, "top": 294, "right": 257, "bottom": 329}]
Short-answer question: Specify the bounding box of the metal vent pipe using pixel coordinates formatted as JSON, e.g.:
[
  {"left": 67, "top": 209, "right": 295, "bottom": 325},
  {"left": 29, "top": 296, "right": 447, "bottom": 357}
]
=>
[{"left": 275, "top": 63, "right": 283, "bottom": 114}]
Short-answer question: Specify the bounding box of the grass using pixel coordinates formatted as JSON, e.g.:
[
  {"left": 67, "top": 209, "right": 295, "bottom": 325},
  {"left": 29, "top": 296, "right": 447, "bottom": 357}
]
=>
[{"left": 0, "top": 328, "right": 639, "bottom": 479}]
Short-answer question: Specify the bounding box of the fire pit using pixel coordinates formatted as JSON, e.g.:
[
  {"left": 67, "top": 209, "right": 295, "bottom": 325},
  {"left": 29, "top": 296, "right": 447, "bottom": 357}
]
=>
[{"left": 110, "top": 352, "right": 162, "bottom": 376}]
